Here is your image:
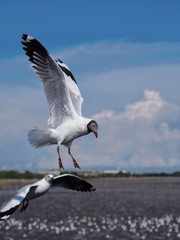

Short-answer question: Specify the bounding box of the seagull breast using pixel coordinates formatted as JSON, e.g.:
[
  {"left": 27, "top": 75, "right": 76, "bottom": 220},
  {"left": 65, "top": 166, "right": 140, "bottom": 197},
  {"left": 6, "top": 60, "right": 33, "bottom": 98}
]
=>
[{"left": 55, "top": 117, "right": 92, "bottom": 146}]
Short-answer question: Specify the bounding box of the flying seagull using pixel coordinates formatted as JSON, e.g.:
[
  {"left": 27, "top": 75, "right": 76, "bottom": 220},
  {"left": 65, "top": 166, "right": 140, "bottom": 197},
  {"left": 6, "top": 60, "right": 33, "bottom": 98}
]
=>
[
  {"left": 21, "top": 34, "right": 98, "bottom": 169},
  {"left": 0, "top": 173, "right": 95, "bottom": 220}
]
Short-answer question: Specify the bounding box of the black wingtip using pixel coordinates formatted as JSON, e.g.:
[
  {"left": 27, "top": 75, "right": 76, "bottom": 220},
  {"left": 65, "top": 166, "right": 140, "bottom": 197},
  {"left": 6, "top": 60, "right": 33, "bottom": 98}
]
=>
[
  {"left": 22, "top": 33, "right": 28, "bottom": 41},
  {"left": 88, "top": 186, "right": 96, "bottom": 192},
  {"left": 79, "top": 181, "right": 96, "bottom": 192},
  {"left": 21, "top": 33, "right": 49, "bottom": 60}
]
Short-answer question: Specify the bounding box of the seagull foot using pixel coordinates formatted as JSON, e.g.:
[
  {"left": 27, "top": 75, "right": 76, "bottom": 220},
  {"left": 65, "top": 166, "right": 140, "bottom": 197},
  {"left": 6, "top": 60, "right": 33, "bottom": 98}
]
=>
[
  {"left": 58, "top": 158, "right": 64, "bottom": 169},
  {"left": 73, "top": 159, "right": 81, "bottom": 169}
]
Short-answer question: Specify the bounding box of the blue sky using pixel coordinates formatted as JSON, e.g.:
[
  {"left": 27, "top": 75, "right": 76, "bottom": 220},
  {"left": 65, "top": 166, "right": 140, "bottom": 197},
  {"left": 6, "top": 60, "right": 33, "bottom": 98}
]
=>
[{"left": 1, "top": 1, "right": 180, "bottom": 172}]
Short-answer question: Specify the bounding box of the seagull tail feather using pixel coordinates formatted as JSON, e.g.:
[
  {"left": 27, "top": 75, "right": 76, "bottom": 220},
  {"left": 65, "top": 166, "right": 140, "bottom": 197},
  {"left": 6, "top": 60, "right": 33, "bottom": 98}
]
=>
[{"left": 28, "top": 128, "right": 56, "bottom": 148}]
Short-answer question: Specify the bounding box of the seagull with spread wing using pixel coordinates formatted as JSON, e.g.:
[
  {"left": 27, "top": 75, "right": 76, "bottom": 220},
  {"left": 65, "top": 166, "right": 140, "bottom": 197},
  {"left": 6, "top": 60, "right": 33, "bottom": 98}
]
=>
[
  {"left": 0, "top": 173, "right": 95, "bottom": 220},
  {"left": 21, "top": 34, "right": 98, "bottom": 169}
]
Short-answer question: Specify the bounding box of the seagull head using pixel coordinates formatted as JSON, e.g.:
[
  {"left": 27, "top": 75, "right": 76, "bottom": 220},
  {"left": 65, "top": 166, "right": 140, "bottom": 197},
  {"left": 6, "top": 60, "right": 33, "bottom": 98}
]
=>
[
  {"left": 45, "top": 174, "right": 54, "bottom": 183},
  {"left": 87, "top": 120, "right": 98, "bottom": 138}
]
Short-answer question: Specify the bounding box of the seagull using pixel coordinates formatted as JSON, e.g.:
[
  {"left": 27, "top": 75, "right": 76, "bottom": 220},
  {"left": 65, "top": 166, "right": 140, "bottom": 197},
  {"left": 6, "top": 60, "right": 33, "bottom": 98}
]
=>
[
  {"left": 0, "top": 173, "right": 95, "bottom": 220},
  {"left": 21, "top": 34, "right": 98, "bottom": 169}
]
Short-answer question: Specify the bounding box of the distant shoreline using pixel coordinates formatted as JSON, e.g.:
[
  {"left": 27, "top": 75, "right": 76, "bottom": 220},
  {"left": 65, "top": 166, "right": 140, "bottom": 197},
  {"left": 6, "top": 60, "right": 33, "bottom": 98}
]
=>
[{"left": 0, "top": 179, "right": 37, "bottom": 189}]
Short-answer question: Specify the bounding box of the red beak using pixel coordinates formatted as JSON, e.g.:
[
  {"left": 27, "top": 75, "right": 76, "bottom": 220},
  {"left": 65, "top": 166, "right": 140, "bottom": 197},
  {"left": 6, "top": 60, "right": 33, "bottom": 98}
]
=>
[{"left": 94, "top": 131, "right": 98, "bottom": 138}]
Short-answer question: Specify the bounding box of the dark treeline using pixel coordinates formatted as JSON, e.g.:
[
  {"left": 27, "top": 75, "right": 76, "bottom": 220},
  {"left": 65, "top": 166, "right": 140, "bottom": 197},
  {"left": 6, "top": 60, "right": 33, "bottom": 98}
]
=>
[
  {"left": 132, "top": 172, "right": 180, "bottom": 177},
  {"left": 0, "top": 171, "right": 44, "bottom": 179},
  {"left": 0, "top": 170, "right": 180, "bottom": 179}
]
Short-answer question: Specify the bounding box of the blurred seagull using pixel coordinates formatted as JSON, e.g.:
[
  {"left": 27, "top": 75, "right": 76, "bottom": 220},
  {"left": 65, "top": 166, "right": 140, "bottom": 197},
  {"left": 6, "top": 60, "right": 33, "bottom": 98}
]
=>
[
  {"left": 21, "top": 34, "right": 98, "bottom": 169},
  {"left": 0, "top": 173, "right": 95, "bottom": 220}
]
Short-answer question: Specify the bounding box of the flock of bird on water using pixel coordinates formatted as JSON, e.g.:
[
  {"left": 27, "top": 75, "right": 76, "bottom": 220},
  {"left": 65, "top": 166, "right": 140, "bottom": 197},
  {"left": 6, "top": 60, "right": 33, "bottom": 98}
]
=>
[{"left": 0, "top": 34, "right": 99, "bottom": 220}]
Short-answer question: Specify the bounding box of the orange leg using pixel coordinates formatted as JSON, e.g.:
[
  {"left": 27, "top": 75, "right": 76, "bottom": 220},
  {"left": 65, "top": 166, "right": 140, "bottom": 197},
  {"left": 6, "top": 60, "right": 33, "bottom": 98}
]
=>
[{"left": 68, "top": 148, "right": 81, "bottom": 169}]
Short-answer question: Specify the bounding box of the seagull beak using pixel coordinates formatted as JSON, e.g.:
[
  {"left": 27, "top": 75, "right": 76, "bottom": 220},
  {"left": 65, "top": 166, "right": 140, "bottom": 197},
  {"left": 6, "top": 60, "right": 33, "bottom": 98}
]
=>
[{"left": 94, "top": 131, "right": 98, "bottom": 138}]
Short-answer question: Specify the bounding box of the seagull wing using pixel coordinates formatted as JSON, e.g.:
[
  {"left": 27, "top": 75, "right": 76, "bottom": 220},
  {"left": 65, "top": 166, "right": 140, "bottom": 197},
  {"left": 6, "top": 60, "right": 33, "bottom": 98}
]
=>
[
  {"left": 0, "top": 185, "right": 31, "bottom": 220},
  {"left": 52, "top": 174, "right": 96, "bottom": 192},
  {"left": 55, "top": 59, "right": 84, "bottom": 116},
  {"left": 21, "top": 34, "right": 77, "bottom": 128}
]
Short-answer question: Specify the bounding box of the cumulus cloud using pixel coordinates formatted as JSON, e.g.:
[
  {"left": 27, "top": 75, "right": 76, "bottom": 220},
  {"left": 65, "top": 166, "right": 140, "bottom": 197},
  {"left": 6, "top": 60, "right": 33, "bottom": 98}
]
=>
[
  {"left": 89, "top": 90, "right": 180, "bottom": 171},
  {"left": 0, "top": 85, "right": 48, "bottom": 138},
  {"left": 56, "top": 41, "right": 180, "bottom": 74}
]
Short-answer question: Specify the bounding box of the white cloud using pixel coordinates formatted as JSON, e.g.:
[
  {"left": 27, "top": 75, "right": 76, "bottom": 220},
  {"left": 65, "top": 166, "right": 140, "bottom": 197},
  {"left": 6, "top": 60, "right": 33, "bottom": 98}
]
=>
[
  {"left": 0, "top": 85, "right": 48, "bottom": 138},
  {"left": 122, "top": 90, "right": 163, "bottom": 120},
  {"left": 56, "top": 41, "right": 180, "bottom": 72},
  {"left": 89, "top": 90, "right": 180, "bottom": 170}
]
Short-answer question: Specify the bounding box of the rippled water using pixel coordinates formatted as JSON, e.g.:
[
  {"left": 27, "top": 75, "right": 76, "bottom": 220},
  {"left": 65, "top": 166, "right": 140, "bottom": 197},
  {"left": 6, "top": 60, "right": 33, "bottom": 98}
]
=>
[{"left": 0, "top": 177, "right": 180, "bottom": 240}]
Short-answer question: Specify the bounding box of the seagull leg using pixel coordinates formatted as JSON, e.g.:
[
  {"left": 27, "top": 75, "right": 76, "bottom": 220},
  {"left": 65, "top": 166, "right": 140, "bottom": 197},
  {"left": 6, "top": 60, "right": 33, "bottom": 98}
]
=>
[
  {"left": 68, "top": 148, "right": 81, "bottom": 169},
  {"left": 57, "top": 146, "right": 64, "bottom": 169}
]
